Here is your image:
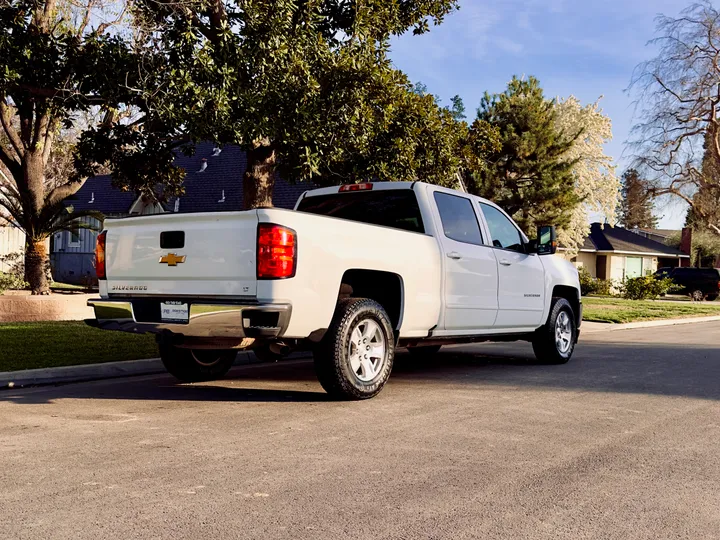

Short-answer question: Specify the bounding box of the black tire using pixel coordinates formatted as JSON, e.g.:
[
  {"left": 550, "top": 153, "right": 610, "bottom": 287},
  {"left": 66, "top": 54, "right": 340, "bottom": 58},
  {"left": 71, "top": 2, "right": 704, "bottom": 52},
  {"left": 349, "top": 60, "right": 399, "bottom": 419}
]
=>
[
  {"left": 407, "top": 345, "right": 442, "bottom": 360},
  {"left": 252, "top": 344, "right": 285, "bottom": 363},
  {"left": 532, "top": 297, "right": 576, "bottom": 365},
  {"left": 160, "top": 343, "right": 237, "bottom": 382},
  {"left": 707, "top": 294, "right": 718, "bottom": 302},
  {"left": 314, "top": 298, "right": 395, "bottom": 400},
  {"left": 691, "top": 290, "right": 706, "bottom": 302}
]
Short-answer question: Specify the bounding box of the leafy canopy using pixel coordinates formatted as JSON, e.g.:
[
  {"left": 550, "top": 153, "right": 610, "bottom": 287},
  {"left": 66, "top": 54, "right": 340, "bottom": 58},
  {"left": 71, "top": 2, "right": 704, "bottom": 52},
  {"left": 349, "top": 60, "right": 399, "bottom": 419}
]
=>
[
  {"left": 469, "top": 76, "right": 581, "bottom": 233},
  {"left": 82, "top": 0, "right": 463, "bottom": 200}
]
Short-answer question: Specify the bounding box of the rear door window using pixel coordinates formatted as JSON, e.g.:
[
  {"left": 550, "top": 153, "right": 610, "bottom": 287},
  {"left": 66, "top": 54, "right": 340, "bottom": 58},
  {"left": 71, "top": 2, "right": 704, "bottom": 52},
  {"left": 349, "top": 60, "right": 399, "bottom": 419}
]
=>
[
  {"left": 297, "top": 190, "right": 425, "bottom": 233},
  {"left": 433, "top": 192, "right": 484, "bottom": 245}
]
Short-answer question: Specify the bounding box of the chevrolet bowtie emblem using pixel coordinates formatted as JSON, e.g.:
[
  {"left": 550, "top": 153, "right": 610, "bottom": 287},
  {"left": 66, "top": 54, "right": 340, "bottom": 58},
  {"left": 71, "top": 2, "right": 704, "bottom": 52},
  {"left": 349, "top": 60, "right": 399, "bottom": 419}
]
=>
[{"left": 159, "top": 253, "right": 186, "bottom": 266}]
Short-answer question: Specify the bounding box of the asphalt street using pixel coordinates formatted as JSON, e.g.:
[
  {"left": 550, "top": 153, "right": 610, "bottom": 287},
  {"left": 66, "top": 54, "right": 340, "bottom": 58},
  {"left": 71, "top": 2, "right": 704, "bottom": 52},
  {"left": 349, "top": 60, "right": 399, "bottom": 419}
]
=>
[{"left": 1, "top": 322, "right": 719, "bottom": 539}]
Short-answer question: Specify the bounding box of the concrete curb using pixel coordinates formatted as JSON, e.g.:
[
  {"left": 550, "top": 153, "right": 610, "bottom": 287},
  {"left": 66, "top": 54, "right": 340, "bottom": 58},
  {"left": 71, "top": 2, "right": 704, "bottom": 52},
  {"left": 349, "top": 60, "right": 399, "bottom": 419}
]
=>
[
  {"left": 582, "top": 315, "right": 720, "bottom": 334},
  {"left": 0, "top": 351, "right": 312, "bottom": 389}
]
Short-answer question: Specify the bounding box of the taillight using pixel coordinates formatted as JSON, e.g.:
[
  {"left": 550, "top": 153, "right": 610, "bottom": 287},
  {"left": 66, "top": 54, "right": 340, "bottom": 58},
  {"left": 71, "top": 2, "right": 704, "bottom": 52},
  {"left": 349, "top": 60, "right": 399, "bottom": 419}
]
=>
[
  {"left": 339, "top": 183, "right": 373, "bottom": 192},
  {"left": 95, "top": 231, "right": 107, "bottom": 280},
  {"left": 257, "top": 224, "right": 296, "bottom": 279}
]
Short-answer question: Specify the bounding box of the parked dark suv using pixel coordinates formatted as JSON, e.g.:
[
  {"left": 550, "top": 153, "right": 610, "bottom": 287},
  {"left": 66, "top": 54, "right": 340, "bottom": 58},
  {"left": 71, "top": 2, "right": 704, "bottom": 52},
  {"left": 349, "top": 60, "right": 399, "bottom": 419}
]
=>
[{"left": 655, "top": 267, "right": 720, "bottom": 301}]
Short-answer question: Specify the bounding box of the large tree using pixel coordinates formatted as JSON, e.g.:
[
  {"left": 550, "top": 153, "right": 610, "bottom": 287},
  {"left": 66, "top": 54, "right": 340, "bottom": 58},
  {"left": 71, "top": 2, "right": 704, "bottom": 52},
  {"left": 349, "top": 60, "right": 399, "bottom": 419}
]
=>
[
  {"left": 618, "top": 168, "right": 657, "bottom": 229},
  {"left": 85, "top": 0, "right": 463, "bottom": 210},
  {"left": 554, "top": 96, "right": 619, "bottom": 251},
  {"left": 469, "top": 76, "right": 581, "bottom": 233},
  {"left": 629, "top": 1, "right": 720, "bottom": 236},
  {"left": 2, "top": 0, "right": 464, "bottom": 294},
  {"left": 686, "top": 129, "right": 720, "bottom": 230},
  {"left": 0, "top": 0, "right": 138, "bottom": 294}
]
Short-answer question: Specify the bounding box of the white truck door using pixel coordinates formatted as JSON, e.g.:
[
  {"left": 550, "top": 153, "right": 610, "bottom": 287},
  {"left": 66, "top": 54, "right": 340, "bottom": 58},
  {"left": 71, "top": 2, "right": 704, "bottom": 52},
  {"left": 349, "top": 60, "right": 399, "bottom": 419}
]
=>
[
  {"left": 479, "top": 202, "right": 545, "bottom": 328},
  {"left": 432, "top": 191, "right": 498, "bottom": 331}
]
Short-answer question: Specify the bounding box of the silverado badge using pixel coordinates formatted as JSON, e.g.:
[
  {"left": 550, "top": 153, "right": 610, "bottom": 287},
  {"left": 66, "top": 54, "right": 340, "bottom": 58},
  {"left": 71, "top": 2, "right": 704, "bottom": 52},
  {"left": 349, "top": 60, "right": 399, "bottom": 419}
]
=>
[{"left": 159, "top": 253, "right": 186, "bottom": 266}]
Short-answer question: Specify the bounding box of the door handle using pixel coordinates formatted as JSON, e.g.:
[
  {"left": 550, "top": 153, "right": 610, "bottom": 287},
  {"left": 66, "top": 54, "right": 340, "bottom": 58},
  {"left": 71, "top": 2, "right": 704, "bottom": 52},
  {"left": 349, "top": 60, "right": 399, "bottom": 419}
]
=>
[
  {"left": 499, "top": 258, "right": 512, "bottom": 266},
  {"left": 446, "top": 251, "right": 462, "bottom": 260}
]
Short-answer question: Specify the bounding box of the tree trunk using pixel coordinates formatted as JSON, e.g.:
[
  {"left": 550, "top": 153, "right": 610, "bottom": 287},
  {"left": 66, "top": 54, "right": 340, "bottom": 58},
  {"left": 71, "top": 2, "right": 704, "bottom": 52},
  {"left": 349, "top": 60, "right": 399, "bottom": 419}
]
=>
[
  {"left": 243, "top": 140, "right": 276, "bottom": 209},
  {"left": 25, "top": 239, "right": 50, "bottom": 295}
]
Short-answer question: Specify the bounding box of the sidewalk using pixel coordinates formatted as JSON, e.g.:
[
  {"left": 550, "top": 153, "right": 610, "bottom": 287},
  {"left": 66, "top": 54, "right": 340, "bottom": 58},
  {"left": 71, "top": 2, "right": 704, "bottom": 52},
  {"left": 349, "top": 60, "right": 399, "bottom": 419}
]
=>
[{"left": 582, "top": 315, "right": 720, "bottom": 333}]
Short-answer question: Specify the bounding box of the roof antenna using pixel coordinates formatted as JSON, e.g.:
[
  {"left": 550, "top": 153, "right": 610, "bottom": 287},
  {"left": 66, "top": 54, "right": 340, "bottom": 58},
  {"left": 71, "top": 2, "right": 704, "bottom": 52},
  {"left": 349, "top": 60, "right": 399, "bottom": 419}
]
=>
[{"left": 218, "top": 190, "right": 226, "bottom": 203}]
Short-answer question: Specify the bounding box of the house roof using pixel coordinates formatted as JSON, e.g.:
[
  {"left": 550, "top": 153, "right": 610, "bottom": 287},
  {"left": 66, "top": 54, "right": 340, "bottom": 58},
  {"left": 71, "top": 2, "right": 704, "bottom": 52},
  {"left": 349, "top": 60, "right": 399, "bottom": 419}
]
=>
[
  {"left": 68, "top": 142, "right": 312, "bottom": 214},
  {"left": 582, "top": 223, "right": 688, "bottom": 257},
  {"left": 638, "top": 228, "right": 679, "bottom": 238},
  {"left": 66, "top": 175, "right": 137, "bottom": 215}
]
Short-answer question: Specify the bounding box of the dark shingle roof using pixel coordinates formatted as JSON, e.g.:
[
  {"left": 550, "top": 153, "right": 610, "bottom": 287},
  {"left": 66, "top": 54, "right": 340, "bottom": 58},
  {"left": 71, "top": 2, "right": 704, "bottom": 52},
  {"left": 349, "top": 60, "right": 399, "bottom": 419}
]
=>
[
  {"left": 66, "top": 175, "right": 137, "bottom": 215},
  {"left": 579, "top": 235, "right": 596, "bottom": 251},
  {"left": 69, "top": 142, "right": 312, "bottom": 214},
  {"left": 587, "top": 223, "right": 687, "bottom": 257},
  {"left": 638, "top": 228, "right": 678, "bottom": 238}
]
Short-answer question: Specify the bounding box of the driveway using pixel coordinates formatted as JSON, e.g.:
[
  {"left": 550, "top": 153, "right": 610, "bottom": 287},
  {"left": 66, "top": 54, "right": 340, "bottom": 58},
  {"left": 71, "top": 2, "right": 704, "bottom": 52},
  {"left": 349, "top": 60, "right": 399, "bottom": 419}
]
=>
[{"left": 2, "top": 322, "right": 719, "bottom": 539}]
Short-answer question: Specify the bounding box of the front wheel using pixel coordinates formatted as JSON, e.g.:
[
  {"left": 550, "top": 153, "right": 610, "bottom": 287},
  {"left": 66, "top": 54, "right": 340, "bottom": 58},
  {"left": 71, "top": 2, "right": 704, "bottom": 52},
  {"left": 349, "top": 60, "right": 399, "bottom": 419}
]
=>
[
  {"left": 314, "top": 298, "right": 395, "bottom": 400},
  {"left": 160, "top": 343, "right": 237, "bottom": 382},
  {"left": 532, "top": 298, "right": 577, "bottom": 365}
]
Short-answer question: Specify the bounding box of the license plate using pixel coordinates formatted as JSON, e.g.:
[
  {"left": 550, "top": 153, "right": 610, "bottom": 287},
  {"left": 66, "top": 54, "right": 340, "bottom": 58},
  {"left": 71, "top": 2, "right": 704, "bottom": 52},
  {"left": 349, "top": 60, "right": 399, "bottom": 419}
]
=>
[{"left": 160, "top": 301, "right": 189, "bottom": 323}]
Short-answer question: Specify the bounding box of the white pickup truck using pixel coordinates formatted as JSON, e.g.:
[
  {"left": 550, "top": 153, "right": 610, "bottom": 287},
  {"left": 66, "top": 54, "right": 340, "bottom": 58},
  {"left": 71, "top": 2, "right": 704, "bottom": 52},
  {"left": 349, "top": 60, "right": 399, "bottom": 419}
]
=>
[{"left": 89, "top": 181, "right": 581, "bottom": 399}]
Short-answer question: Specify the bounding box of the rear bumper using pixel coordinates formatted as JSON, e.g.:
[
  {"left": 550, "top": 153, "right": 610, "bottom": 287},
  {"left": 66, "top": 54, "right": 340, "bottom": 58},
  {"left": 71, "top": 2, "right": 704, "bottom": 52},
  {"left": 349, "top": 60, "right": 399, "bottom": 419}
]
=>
[{"left": 87, "top": 298, "right": 291, "bottom": 339}]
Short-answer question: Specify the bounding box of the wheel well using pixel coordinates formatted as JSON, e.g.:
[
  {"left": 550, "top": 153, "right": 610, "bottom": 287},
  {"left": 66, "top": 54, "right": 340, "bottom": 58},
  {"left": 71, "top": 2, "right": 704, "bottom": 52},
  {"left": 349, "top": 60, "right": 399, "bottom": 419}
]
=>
[
  {"left": 339, "top": 270, "right": 403, "bottom": 330},
  {"left": 553, "top": 285, "right": 581, "bottom": 327}
]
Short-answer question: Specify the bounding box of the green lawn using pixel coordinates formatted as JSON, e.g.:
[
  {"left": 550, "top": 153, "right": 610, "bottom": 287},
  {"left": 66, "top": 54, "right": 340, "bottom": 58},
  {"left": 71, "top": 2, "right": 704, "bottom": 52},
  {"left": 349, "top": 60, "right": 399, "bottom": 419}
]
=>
[
  {"left": 49, "top": 282, "right": 90, "bottom": 291},
  {"left": 583, "top": 297, "right": 720, "bottom": 324},
  {"left": 0, "top": 322, "right": 158, "bottom": 372}
]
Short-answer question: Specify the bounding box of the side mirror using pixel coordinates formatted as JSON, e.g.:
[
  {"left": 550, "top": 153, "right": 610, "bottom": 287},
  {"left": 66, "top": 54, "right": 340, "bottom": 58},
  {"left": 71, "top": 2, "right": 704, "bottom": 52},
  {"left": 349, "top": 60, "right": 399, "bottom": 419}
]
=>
[{"left": 536, "top": 225, "right": 557, "bottom": 255}]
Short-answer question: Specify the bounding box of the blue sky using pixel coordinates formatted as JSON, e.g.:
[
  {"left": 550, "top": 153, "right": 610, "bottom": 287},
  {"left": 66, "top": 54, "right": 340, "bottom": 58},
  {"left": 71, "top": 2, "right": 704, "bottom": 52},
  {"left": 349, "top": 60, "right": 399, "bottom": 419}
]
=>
[{"left": 389, "top": 0, "right": 689, "bottom": 228}]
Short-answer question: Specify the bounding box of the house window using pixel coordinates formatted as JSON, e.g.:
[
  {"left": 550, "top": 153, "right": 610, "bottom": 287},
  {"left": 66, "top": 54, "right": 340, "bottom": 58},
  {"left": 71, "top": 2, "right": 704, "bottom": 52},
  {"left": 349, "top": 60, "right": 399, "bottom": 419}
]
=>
[
  {"left": 625, "top": 256, "right": 643, "bottom": 279},
  {"left": 67, "top": 226, "right": 81, "bottom": 247}
]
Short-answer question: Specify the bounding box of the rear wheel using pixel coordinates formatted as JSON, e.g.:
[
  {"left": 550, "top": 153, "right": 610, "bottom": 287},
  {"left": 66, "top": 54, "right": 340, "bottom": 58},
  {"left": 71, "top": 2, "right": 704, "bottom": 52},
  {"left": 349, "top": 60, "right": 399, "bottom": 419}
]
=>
[
  {"left": 160, "top": 343, "right": 237, "bottom": 382},
  {"left": 314, "top": 298, "right": 394, "bottom": 400},
  {"left": 532, "top": 298, "right": 576, "bottom": 365},
  {"left": 691, "top": 289, "right": 706, "bottom": 302}
]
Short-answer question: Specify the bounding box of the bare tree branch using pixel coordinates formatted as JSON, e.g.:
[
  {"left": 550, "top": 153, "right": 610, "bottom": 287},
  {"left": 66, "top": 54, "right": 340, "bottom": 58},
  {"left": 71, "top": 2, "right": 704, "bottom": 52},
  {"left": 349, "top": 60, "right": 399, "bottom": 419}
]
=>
[{"left": 628, "top": 1, "right": 720, "bottom": 235}]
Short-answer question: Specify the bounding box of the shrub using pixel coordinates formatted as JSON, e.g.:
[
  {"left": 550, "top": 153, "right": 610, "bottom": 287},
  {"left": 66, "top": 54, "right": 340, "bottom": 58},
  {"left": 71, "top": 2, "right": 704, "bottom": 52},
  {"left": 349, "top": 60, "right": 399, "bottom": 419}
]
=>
[
  {"left": 594, "top": 277, "right": 613, "bottom": 296},
  {"left": 618, "top": 275, "right": 678, "bottom": 300},
  {"left": 578, "top": 266, "right": 613, "bottom": 296},
  {"left": 0, "top": 250, "right": 51, "bottom": 286},
  {"left": 0, "top": 271, "right": 29, "bottom": 294},
  {"left": 578, "top": 266, "right": 594, "bottom": 296}
]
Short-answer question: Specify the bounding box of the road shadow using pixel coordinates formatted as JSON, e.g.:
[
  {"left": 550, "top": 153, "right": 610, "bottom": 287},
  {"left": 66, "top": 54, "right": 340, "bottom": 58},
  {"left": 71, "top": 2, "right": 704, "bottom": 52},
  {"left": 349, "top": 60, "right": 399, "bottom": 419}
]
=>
[{"left": 2, "top": 338, "right": 720, "bottom": 405}]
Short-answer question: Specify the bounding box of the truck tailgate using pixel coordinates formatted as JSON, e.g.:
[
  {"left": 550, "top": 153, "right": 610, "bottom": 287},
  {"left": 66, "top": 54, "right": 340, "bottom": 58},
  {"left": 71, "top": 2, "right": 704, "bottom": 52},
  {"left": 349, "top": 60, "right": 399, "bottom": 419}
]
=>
[{"left": 104, "top": 211, "right": 258, "bottom": 298}]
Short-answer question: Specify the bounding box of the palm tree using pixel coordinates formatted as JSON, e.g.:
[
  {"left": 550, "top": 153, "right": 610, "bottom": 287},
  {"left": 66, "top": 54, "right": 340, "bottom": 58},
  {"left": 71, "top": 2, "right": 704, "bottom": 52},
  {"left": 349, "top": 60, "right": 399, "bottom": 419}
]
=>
[{"left": 0, "top": 174, "right": 102, "bottom": 294}]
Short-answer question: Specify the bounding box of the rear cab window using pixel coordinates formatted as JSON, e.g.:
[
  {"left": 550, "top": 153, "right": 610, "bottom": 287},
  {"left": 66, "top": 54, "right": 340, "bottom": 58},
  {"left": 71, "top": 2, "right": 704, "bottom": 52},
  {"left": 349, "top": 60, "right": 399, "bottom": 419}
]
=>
[
  {"left": 433, "top": 192, "right": 484, "bottom": 245},
  {"left": 296, "top": 190, "right": 425, "bottom": 234}
]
